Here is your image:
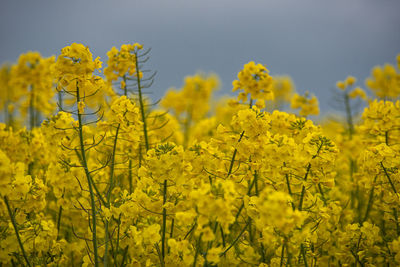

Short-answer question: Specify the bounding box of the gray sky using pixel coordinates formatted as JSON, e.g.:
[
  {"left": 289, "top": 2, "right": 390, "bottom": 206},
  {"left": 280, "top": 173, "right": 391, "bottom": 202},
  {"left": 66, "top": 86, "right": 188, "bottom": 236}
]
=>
[{"left": 1, "top": 0, "right": 399, "bottom": 114}]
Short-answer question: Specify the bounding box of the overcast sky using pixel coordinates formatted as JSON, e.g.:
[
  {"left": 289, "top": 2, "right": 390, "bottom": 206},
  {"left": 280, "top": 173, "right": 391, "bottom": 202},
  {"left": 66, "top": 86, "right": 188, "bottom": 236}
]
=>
[{"left": 1, "top": 0, "right": 399, "bottom": 114}]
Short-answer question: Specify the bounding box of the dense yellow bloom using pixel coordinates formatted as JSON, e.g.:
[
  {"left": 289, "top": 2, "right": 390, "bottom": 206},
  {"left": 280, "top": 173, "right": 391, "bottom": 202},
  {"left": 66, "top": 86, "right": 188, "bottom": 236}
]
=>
[
  {"left": 290, "top": 92, "right": 320, "bottom": 116},
  {"left": 232, "top": 61, "right": 274, "bottom": 103},
  {"left": 248, "top": 189, "right": 306, "bottom": 235},
  {"left": 55, "top": 43, "right": 101, "bottom": 77},
  {"left": 267, "top": 76, "right": 294, "bottom": 110},
  {"left": 6, "top": 52, "right": 56, "bottom": 126},
  {"left": 161, "top": 73, "right": 219, "bottom": 121},
  {"left": 366, "top": 54, "right": 400, "bottom": 99},
  {"left": 104, "top": 43, "right": 143, "bottom": 83},
  {"left": 1, "top": 44, "right": 400, "bottom": 266},
  {"left": 349, "top": 87, "right": 367, "bottom": 100}
]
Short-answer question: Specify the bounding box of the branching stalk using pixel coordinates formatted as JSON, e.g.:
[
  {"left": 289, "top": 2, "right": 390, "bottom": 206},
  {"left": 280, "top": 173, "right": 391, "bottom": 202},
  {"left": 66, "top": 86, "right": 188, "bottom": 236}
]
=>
[
  {"left": 4, "top": 196, "right": 32, "bottom": 267},
  {"left": 76, "top": 82, "right": 99, "bottom": 266},
  {"left": 104, "top": 124, "right": 120, "bottom": 267},
  {"left": 134, "top": 52, "right": 149, "bottom": 151}
]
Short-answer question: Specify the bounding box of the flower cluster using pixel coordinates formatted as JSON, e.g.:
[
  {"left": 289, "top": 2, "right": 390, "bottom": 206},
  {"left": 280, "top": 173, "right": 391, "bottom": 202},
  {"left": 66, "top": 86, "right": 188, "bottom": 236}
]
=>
[
  {"left": 233, "top": 61, "right": 274, "bottom": 106},
  {"left": 0, "top": 45, "right": 399, "bottom": 267}
]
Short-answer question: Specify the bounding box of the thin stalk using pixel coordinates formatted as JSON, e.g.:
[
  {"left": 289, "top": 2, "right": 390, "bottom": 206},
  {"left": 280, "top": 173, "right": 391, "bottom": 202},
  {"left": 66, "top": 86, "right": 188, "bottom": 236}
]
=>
[
  {"left": 155, "top": 244, "right": 165, "bottom": 267},
  {"left": 318, "top": 183, "right": 327, "bottom": 205},
  {"left": 220, "top": 225, "right": 226, "bottom": 247},
  {"left": 134, "top": 52, "right": 149, "bottom": 151},
  {"left": 254, "top": 170, "right": 259, "bottom": 196},
  {"left": 192, "top": 234, "right": 202, "bottom": 267},
  {"left": 184, "top": 223, "right": 196, "bottom": 240},
  {"left": 74, "top": 150, "right": 107, "bottom": 206},
  {"left": 381, "top": 162, "right": 397, "bottom": 195},
  {"left": 4, "top": 196, "right": 32, "bottom": 267},
  {"left": 123, "top": 77, "right": 134, "bottom": 196},
  {"left": 393, "top": 208, "right": 400, "bottom": 236},
  {"left": 350, "top": 158, "right": 355, "bottom": 209},
  {"left": 183, "top": 107, "right": 192, "bottom": 148},
  {"left": 260, "top": 241, "right": 266, "bottom": 263},
  {"left": 362, "top": 175, "right": 377, "bottom": 223},
  {"left": 205, "top": 221, "right": 219, "bottom": 255},
  {"left": 56, "top": 205, "right": 63, "bottom": 240},
  {"left": 104, "top": 124, "right": 120, "bottom": 267},
  {"left": 106, "top": 124, "right": 120, "bottom": 202},
  {"left": 29, "top": 86, "right": 35, "bottom": 130},
  {"left": 161, "top": 179, "right": 167, "bottom": 261},
  {"left": 76, "top": 83, "right": 99, "bottom": 266},
  {"left": 300, "top": 244, "right": 308, "bottom": 267},
  {"left": 298, "top": 163, "right": 311, "bottom": 211},
  {"left": 232, "top": 174, "right": 257, "bottom": 225},
  {"left": 120, "top": 245, "right": 129, "bottom": 267},
  {"left": 115, "top": 215, "right": 122, "bottom": 266},
  {"left": 285, "top": 173, "right": 296, "bottom": 210},
  {"left": 280, "top": 243, "right": 285, "bottom": 267},
  {"left": 170, "top": 218, "right": 175, "bottom": 238},
  {"left": 344, "top": 93, "right": 354, "bottom": 139},
  {"left": 122, "top": 75, "right": 127, "bottom": 96},
  {"left": 221, "top": 220, "right": 250, "bottom": 256},
  {"left": 58, "top": 91, "right": 63, "bottom": 111},
  {"left": 103, "top": 220, "right": 111, "bottom": 267},
  {"left": 227, "top": 131, "right": 245, "bottom": 177}
]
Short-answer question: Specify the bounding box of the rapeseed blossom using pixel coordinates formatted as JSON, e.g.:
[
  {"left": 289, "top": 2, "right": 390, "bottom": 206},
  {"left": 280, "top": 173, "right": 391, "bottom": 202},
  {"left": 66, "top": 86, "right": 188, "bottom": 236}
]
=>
[{"left": 0, "top": 45, "right": 399, "bottom": 266}]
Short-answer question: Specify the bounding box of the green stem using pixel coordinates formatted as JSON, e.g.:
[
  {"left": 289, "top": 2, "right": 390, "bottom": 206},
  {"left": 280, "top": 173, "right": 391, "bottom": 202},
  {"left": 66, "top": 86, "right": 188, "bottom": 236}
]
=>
[
  {"left": 161, "top": 179, "right": 167, "bottom": 261},
  {"left": 301, "top": 243, "right": 308, "bottom": 267},
  {"left": 350, "top": 158, "right": 355, "bottom": 210},
  {"left": 120, "top": 245, "right": 129, "bottom": 267},
  {"left": 254, "top": 170, "right": 259, "bottom": 196},
  {"left": 4, "top": 196, "right": 32, "bottom": 267},
  {"left": 115, "top": 215, "right": 122, "bottom": 265},
  {"left": 227, "top": 131, "right": 245, "bottom": 177},
  {"left": 344, "top": 93, "right": 354, "bottom": 139},
  {"left": 104, "top": 124, "right": 120, "bottom": 267},
  {"left": 298, "top": 163, "right": 311, "bottom": 211},
  {"left": 106, "top": 124, "right": 120, "bottom": 203},
  {"left": 56, "top": 205, "right": 63, "bottom": 240},
  {"left": 183, "top": 108, "right": 192, "bottom": 148},
  {"left": 76, "top": 82, "right": 99, "bottom": 267},
  {"left": 285, "top": 173, "right": 296, "bottom": 210},
  {"left": 155, "top": 244, "right": 165, "bottom": 267},
  {"left": 220, "top": 225, "right": 226, "bottom": 247},
  {"left": 58, "top": 91, "right": 63, "bottom": 111},
  {"left": 29, "top": 86, "right": 35, "bottom": 130},
  {"left": 260, "top": 240, "right": 266, "bottom": 263},
  {"left": 362, "top": 175, "right": 377, "bottom": 224},
  {"left": 192, "top": 234, "right": 202, "bottom": 267},
  {"left": 280, "top": 243, "right": 285, "bottom": 267},
  {"left": 170, "top": 218, "right": 175, "bottom": 238},
  {"left": 232, "top": 174, "right": 257, "bottom": 226},
  {"left": 393, "top": 208, "right": 400, "bottom": 236},
  {"left": 134, "top": 52, "right": 149, "bottom": 151},
  {"left": 221, "top": 220, "right": 250, "bottom": 257},
  {"left": 123, "top": 75, "right": 127, "bottom": 96},
  {"left": 381, "top": 162, "right": 397, "bottom": 195},
  {"left": 74, "top": 150, "right": 107, "bottom": 206},
  {"left": 318, "top": 183, "right": 327, "bottom": 205}
]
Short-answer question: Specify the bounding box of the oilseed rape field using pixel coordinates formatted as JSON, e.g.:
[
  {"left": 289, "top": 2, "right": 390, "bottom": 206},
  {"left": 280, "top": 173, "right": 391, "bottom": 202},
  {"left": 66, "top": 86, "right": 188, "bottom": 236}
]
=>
[{"left": 0, "top": 43, "right": 400, "bottom": 266}]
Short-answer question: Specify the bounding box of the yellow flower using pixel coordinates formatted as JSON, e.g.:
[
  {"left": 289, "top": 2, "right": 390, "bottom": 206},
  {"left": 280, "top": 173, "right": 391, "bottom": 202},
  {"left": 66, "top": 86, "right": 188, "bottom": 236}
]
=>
[
  {"left": 233, "top": 61, "right": 274, "bottom": 102},
  {"left": 77, "top": 101, "right": 85, "bottom": 114},
  {"left": 348, "top": 87, "right": 367, "bottom": 100}
]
